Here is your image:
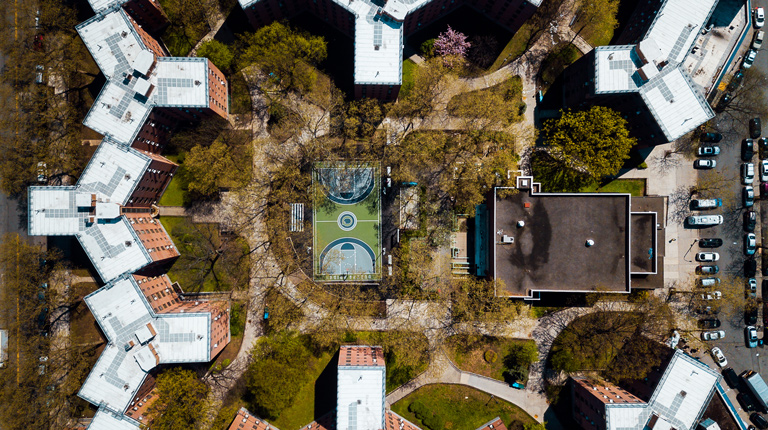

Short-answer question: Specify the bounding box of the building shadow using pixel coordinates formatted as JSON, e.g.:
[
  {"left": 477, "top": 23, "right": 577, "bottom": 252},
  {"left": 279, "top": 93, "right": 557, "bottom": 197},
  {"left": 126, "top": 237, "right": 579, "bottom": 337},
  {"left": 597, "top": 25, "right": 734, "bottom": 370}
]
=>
[{"left": 314, "top": 350, "right": 339, "bottom": 420}]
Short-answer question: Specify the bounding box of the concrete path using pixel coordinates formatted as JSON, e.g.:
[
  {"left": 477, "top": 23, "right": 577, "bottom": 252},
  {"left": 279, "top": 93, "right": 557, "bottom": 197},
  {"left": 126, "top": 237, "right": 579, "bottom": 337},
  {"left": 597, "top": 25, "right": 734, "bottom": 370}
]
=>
[{"left": 158, "top": 206, "right": 186, "bottom": 217}]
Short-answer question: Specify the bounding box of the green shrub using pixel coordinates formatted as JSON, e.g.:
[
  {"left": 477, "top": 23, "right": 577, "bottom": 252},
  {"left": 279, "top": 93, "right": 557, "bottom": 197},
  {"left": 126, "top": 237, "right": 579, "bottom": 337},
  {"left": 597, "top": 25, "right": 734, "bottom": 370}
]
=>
[
  {"left": 638, "top": 162, "right": 648, "bottom": 169},
  {"left": 422, "top": 413, "right": 445, "bottom": 430},
  {"left": 222, "top": 358, "right": 231, "bottom": 367},
  {"left": 484, "top": 350, "right": 498, "bottom": 363},
  {"left": 420, "top": 39, "right": 435, "bottom": 58}
]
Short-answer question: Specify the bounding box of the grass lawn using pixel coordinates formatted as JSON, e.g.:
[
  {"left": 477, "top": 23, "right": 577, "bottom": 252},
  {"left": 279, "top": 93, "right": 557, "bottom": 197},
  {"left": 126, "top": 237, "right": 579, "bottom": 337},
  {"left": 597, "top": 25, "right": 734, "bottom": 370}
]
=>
[
  {"left": 445, "top": 335, "right": 536, "bottom": 384},
  {"left": 70, "top": 283, "right": 104, "bottom": 346},
  {"left": 581, "top": 179, "right": 646, "bottom": 196},
  {"left": 400, "top": 59, "right": 419, "bottom": 98},
  {"left": 447, "top": 75, "right": 525, "bottom": 124},
  {"left": 489, "top": 23, "right": 535, "bottom": 72},
  {"left": 392, "top": 384, "right": 538, "bottom": 430},
  {"left": 158, "top": 154, "right": 186, "bottom": 207},
  {"left": 539, "top": 43, "right": 582, "bottom": 90},
  {"left": 270, "top": 351, "right": 336, "bottom": 430},
  {"left": 208, "top": 301, "right": 246, "bottom": 372},
  {"left": 159, "top": 216, "right": 213, "bottom": 292}
]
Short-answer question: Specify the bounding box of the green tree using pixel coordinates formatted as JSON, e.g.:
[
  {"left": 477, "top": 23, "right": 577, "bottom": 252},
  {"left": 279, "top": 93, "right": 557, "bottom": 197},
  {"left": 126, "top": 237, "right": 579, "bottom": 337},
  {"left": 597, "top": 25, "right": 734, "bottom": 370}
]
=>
[
  {"left": 145, "top": 368, "right": 209, "bottom": 430},
  {"left": 541, "top": 106, "right": 635, "bottom": 181},
  {"left": 182, "top": 129, "right": 254, "bottom": 198},
  {"left": 245, "top": 333, "right": 312, "bottom": 419},
  {"left": 197, "top": 39, "right": 234, "bottom": 72},
  {"left": 238, "top": 22, "right": 327, "bottom": 93},
  {"left": 333, "top": 98, "right": 385, "bottom": 141},
  {"left": 572, "top": 0, "right": 619, "bottom": 46}
]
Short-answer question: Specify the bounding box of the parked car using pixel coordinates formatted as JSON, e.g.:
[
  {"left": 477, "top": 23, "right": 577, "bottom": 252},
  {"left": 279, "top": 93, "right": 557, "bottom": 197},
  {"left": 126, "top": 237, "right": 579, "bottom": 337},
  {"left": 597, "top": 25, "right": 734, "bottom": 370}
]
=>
[
  {"left": 711, "top": 347, "right": 728, "bottom": 367},
  {"left": 36, "top": 162, "right": 46, "bottom": 183},
  {"left": 740, "top": 392, "right": 758, "bottom": 412},
  {"left": 701, "top": 291, "right": 722, "bottom": 300},
  {"left": 747, "top": 306, "right": 759, "bottom": 325},
  {"left": 687, "top": 215, "right": 724, "bottom": 226},
  {"left": 761, "top": 161, "right": 768, "bottom": 182},
  {"left": 763, "top": 302, "right": 768, "bottom": 326},
  {"left": 749, "top": 278, "right": 758, "bottom": 293},
  {"left": 723, "top": 368, "right": 740, "bottom": 389},
  {"left": 694, "top": 159, "right": 717, "bottom": 169},
  {"left": 746, "top": 211, "right": 758, "bottom": 231},
  {"left": 701, "top": 132, "right": 723, "bottom": 143},
  {"left": 746, "top": 259, "right": 758, "bottom": 277},
  {"left": 697, "top": 265, "right": 719, "bottom": 274},
  {"left": 747, "top": 326, "right": 759, "bottom": 348},
  {"left": 746, "top": 233, "right": 758, "bottom": 255},
  {"left": 33, "top": 34, "right": 43, "bottom": 52},
  {"left": 745, "top": 186, "right": 755, "bottom": 207},
  {"left": 745, "top": 138, "right": 757, "bottom": 160},
  {"left": 756, "top": 7, "right": 766, "bottom": 28},
  {"left": 699, "top": 238, "right": 723, "bottom": 248},
  {"left": 729, "top": 71, "right": 745, "bottom": 92},
  {"left": 755, "top": 30, "right": 765, "bottom": 49},
  {"left": 744, "top": 162, "right": 756, "bottom": 184},
  {"left": 698, "top": 145, "right": 721, "bottom": 156},
  {"left": 35, "top": 65, "right": 43, "bottom": 85},
  {"left": 700, "top": 318, "right": 722, "bottom": 329},
  {"left": 751, "top": 118, "right": 763, "bottom": 139},
  {"left": 717, "top": 93, "right": 732, "bottom": 111},
  {"left": 751, "top": 413, "right": 768, "bottom": 430},
  {"left": 745, "top": 49, "right": 759, "bottom": 69},
  {"left": 700, "top": 277, "right": 720, "bottom": 287},
  {"left": 696, "top": 252, "right": 720, "bottom": 262},
  {"left": 702, "top": 330, "right": 726, "bottom": 341},
  {"left": 692, "top": 198, "right": 722, "bottom": 209}
]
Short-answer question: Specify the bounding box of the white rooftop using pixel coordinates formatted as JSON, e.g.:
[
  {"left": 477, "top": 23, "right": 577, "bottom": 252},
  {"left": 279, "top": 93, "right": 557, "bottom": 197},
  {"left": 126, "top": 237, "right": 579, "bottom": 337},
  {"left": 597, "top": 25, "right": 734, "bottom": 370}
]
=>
[
  {"left": 77, "top": 9, "right": 214, "bottom": 144},
  {"left": 28, "top": 139, "right": 156, "bottom": 282},
  {"left": 89, "top": 408, "right": 141, "bottom": 430},
  {"left": 605, "top": 349, "right": 720, "bottom": 430},
  {"left": 337, "top": 363, "right": 385, "bottom": 430},
  {"left": 79, "top": 277, "right": 211, "bottom": 417},
  {"left": 642, "top": 0, "right": 718, "bottom": 65}
]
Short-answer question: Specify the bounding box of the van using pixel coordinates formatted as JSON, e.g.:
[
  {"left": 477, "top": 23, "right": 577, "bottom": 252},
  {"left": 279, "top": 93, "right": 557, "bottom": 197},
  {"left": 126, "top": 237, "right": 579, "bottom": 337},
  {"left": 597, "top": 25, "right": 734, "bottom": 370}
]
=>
[
  {"left": 755, "top": 31, "right": 765, "bottom": 50},
  {"left": 692, "top": 198, "right": 722, "bottom": 209}
]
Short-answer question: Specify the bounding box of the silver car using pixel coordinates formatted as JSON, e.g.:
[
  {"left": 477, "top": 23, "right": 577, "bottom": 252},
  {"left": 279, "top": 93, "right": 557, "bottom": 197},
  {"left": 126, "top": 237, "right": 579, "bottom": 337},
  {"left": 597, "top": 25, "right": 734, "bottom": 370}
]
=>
[
  {"left": 743, "top": 162, "right": 755, "bottom": 184},
  {"left": 702, "top": 330, "right": 726, "bottom": 341},
  {"left": 687, "top": 215, "right": 724, "bottom": 226}
]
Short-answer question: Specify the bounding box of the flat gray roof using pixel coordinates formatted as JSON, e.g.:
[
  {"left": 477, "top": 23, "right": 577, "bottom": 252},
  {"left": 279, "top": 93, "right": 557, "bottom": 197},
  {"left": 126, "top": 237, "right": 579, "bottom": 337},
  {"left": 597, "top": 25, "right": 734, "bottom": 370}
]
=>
[
  {"left": 630, "top": 213, "right": 656, "bottom": 274},
  {"left": 490, "top": 190, "right": 631, "bottom": 297}
]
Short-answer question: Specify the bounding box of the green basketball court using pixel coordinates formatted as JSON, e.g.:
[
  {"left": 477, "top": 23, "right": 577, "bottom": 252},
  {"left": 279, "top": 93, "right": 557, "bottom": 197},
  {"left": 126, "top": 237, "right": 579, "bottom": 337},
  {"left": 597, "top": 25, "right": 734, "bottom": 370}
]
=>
[{"left": 313, "top": 161, "right": 381, "bottom": 282}]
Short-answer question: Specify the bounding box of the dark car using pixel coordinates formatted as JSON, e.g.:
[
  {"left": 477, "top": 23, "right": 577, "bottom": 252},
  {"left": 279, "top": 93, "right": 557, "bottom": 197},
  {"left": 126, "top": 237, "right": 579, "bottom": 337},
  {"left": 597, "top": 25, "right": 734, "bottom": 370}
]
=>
[
  {"left": 751, "top": 118, "right": 763, "bottom": 139},
  {"left": 751, "top": 413, "right": 768, "bottom": 430},
  {"left": 763, "top": 280, "right": 768, "bottom": 299},
  {"left": 745, "top": 138, "right": 757, "bottom": 160},
  {"left": 723, "top": 367, "right": 740, "bottom": 389},
  {"left": 741, "top": 393, "right": 758, "bottom": 412},
  {"left": 33, "top": 34, "right": 43, "bottom": 52},
  {"left": 701, "top": 132, "right": 723, "bottom": 143},
  {"left": 747, "top": 307, "right": 759, "bottom": 325},
  {"left": 699, "top": 238, "right": 723, "bottom": 248},
  {"left": 717, "top": 93, "right": 732, "bottom": 111},
  {"left": 762, "top": 183, "right": 768, "bottom": 198},
  {"left": 741, "top": 392, "right": 758, "bottom": 412},
  {"left": 763, "top": 302, "right": 768, "bottom": 326},
  {"left": 700, "top": 318, "right": 722, "bottom": 328},
  {"left": 760, "top": 137, "right": 768, "bottom": 159},
  {"left": 729, "top": 71, "right": 745, "bottom": 91},
  {"left": 697, "top": 265, "right": 719, "bottom": 274},
  {"left": 746, "top": 211, "right": 758, "bottom": 232},
  {"left": 747, "top": 259, "right": 758, "bottom": 277}
]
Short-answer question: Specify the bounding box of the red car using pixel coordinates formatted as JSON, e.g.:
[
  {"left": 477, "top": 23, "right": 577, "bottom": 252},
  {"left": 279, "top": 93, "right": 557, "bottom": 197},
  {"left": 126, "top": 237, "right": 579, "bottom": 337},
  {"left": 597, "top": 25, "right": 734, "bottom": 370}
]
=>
[{"left": 33, "top": 34, "right": 43, "bottom": 52}]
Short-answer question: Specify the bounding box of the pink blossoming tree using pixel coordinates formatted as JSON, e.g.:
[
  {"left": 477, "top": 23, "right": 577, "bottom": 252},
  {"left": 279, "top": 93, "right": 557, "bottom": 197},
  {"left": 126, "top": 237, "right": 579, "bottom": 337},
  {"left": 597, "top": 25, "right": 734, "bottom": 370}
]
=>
[{"left": 434, "top": 25, "right": 471, "bottom": 68}]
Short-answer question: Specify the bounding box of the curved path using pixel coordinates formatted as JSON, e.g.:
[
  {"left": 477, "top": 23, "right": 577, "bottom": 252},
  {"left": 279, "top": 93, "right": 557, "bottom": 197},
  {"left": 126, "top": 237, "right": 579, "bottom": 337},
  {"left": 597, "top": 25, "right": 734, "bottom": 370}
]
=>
[{"left": 199, "top": 9, "right": 600, "bottom": 425}]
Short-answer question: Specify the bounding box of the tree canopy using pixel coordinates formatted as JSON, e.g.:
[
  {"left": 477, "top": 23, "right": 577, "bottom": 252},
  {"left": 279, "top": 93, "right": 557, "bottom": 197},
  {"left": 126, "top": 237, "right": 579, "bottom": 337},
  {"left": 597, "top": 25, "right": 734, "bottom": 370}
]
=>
[
  {"left": 181, "top": 129, "right": 254, "bottom": 198},
  {"left": 197, "top": 39, "right": 234, "bottom": 72},
  {"left": 540, "top": 106, "right": 635, "bottom": 182},
  {"left": 145, "top": 368, "right": 210, "bottom": 430},
  {"left": 238, "top": 22, "right": 327, "bottom": 93}
]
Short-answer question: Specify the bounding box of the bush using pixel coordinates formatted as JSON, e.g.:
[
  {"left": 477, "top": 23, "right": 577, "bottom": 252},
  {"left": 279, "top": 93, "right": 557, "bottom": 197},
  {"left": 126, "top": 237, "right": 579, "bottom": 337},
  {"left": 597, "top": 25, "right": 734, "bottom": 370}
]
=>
[
  {"left": 422, "top": 413, "right": 445, "bottom": 430},
  {"left": 638, "top": 162, "right": 648, "bottom": 169},
  {"left": 222, "top": 358, "right": 231, "bottom": 367},
  {"left": 421, "top": 39, "right": 436, "bottom": 58},
  {"left": 409, "top": 400, "right": 428, "bottom": 416},
  {"left": 484, "top": 350, "right": 498, "bottom": 363}
]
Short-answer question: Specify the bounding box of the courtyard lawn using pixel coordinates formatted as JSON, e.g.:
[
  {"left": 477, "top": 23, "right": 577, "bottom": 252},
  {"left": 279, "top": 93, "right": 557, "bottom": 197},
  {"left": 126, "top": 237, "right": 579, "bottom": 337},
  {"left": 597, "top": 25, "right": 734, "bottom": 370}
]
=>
[
  {"left": 270, "top": 351, "right": 336, "bottom": 430},
  {"left": 445, "top": 335, "right": 536, "bottom": 384},
  {"left": 391, "top": 384, "right": 538, "bottom": 430},
  {"left": 581, "top": 179, "right": 646, "bottom": 196},
  {"left": 400, "top": 59, "right": 418, "bottom": 98},
  {"left": 158, "top": 154, "right": 186, "bottom": 207},
  {"left": 490, "top": 22, "right": 535, "bottom": 72},
  {"left": 539, "top": 43, "right": 582, "bottom": 90}
]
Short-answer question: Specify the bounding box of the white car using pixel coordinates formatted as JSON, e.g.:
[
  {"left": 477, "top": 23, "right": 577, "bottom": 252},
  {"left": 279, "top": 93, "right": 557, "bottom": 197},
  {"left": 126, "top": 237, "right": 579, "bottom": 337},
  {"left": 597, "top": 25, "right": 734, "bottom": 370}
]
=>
[
  {"left": 696, "top": 252, "right": 720, "bottom": 262},
  {"left": 744, "top": 49, "right": 758, "bottom": 69},
  {"left": 743, "top": 162, "right": 755, "bottom": 184},
  {"left": 687, "top": 215, "right": 724, "bottom": 226},
  {"left": 755, "top": 7, "right": 765, "bottom": 28},
  {"left": 755, "top": 30, "right": 765, "bottom": 50},
  {"left": 746, "top": 233, "right": 757, "bottom": 255},
  {"left": 711, "top": 347, "right": 728, "bottom": 367},
  {"left": 694, "top": 159, "right": 717, "bottom": 169},
  {"left": 701, "top": 291, "right": 722, "bottom": 300},
  {"left": 702, "top": 330, "right": 726, "bottom": 341},
  {"left": 761, "top": 160, "right": 768, "bottom": 182}
]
